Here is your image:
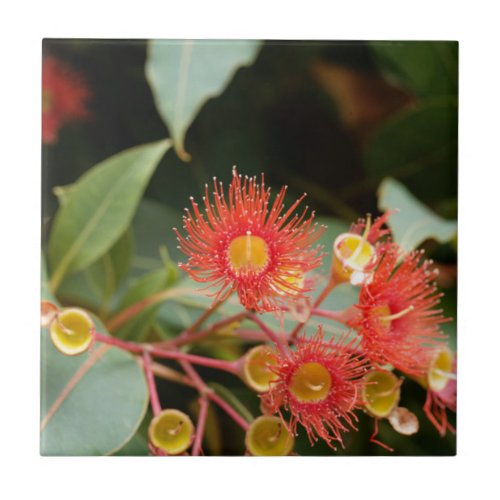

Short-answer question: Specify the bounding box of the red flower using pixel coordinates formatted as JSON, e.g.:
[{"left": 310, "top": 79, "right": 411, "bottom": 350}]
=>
[
  {"left": 348, "top": 244, "right": 448, "bottom": 377},
  {"left": 42, "top": 56, "right": 91, "bottom": 144},
  {"left": 175, "top": 168, "right": 325, "bottom": 312},
  {"left": 262, "top": 327, "right": 368, "bottom": 449}
]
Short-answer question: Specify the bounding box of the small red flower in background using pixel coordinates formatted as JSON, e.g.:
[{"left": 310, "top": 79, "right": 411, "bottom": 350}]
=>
[
  {"left": 42, "top": 56, "right": 91, "bottom": 144},
  {"left": 348, "top": 244, "right": 448, "bottom": 377},
  {"left": 262, "top": 327, "right": 368, "bottom": 449},
  {"left": 175, "top": 168, "right": 325, "bottom": 312}
]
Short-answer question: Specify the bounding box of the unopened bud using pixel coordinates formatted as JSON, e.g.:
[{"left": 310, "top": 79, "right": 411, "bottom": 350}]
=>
[{"left": 388, "top": 407, "right": 419, "bottom": 435}]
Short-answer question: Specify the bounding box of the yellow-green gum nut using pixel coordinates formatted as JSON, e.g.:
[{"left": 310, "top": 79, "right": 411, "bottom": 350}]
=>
[
  {"left": 49, "top": 308, "right": 95, "bottom": 356},
  {"left": 148, "top": 409, "right": 194, "bottom": 455},
  {"left": 362, "top": 370, "right": 401, "bottom": 418},
  {"left": 332, "top": 233, "right": 376, "bottom": 284},
  {"left": 245, "top": 416, "right": 295, "bottom": 456},
  {"left": 242, "top": 345, "right": 278, "bottom": 393},
  {"left": 427, "top": 347, "right": 455, "bottom": 393}
]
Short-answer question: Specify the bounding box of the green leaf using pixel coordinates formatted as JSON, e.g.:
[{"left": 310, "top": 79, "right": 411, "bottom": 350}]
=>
[
  {"left": 86, "top": 229, "right": 134, "bottom": 303},
  {"left": 113, "top": 411, "right": 151, "bottom": 456},
  {"left": 41, "top": 255, "right": 56, "bottom": 303},
  {"left": 48, "top": 140, "right": 170, "bottom": 292},
  {"left": 53, "top": 183, "right": 76, "bottom": 207},
  {"left": 114, "top": 268, "right": 172, "bottom": 340},
  {"left": 131, "top": 198, "right": 183, "bottom": 275},
  {"left": 364, "top": 98, "right": 457, "bottom": 202},
  {"left": 145, "top": 39, "right": 262, "bottom": 160},
  {"left": 40, "top": 312, "right": 148, "bottom": 456},
  {"left": 378, "top": 177, "right": 457, "bottom": 252},
  {"left": 371, "top": 41, "right": 458, "bottom": 97}
]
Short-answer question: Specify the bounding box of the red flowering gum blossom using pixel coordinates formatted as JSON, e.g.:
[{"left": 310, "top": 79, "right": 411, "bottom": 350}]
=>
[
  {"left": 348, "top": 244, "right": 449, "bottom": 377},
  {"left": 262, "top": 327, "right": 368, "bottom": 449},
  {"left": 174, "top": 168, "right": 325, "bottom": 312},
  {"left": 332, "top": 211, "right": 394, "bottom": 286},
  {"left": 42, "top": 56, "right": 91, "bottom": 144}
]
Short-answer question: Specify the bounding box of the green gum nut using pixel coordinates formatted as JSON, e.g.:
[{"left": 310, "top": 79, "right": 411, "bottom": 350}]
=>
[
  {"left": 362, "top": 369, "right": 401, "bottom": 418},
  {"left": 148, "top": 409, "right": 194, "bottom": 455},
  {"left": 243, "top": 345, "right": 278, "bottom": 393},
  {"left": 49, "top": 308, "right": 95, "bottom": 356},
  {"left": 245, "top": 416, "right": 295, "bottom": 456}
]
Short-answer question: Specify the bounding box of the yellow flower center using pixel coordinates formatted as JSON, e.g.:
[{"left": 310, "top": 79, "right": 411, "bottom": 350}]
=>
[
  {"left": 245, "top": 416, "right": 295, "bottom": 456},
  {"left": 148, "top": 409, "right": 194, "bottom": 455},
  {"left": 228, "top": 232, "right": 269, "bottom": 274},
  {"left": 290, "top": 362, "right": 332, "bottom": 402},
  {"left": 362, "top": 370, "right": 401, "bottom": 418},
  {"left": 428, "top": 348, "right": 455, "bottom": 392}
]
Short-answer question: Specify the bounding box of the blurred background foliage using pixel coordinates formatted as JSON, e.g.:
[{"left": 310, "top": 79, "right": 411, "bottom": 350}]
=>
[{"left": 41, "top": 39, "right": 457, "bottom": 456}]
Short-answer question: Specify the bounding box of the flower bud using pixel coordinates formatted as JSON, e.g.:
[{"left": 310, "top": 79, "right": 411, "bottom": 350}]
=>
[
  {"left": 245, "top": 416, "right": 294, "bottom": 456},
  {"left": 388, "top": 407, "right": 419, "bottom": 436},
  {"left": 148, "top": 409, "right": 194, "bottom": 455},
  {"left": 362, "top": 369, "right": 401, "bottom": 418},
  {"left": 49, "top": 308, "right": 95, "bottom": 356},
  {"left": 242, "top": 345, "right": 278, "bottom": 393}
]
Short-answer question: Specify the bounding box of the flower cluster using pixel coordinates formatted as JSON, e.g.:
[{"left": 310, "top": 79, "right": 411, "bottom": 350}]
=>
[
  {"left": 174, "top": 171, "right": 456, "bottom": 451},
  {"left": 46, "top": 169, "right": 455, "bottom": 456}
]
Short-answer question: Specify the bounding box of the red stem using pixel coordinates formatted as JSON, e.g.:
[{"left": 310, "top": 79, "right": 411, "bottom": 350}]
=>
[
  {"left": 94, "top": 332, "right": 240, "bottom": 375},
  {"left": 310, "top": 305, "right": 358, "bottom": 324},
  {"left": 246, "top": 313, "right": 287, "bottom": 355},
  {"left": 151, "top": 360, "right": 250, "bottom": 432},
  {"left": 158, "top": 311, "right": 248, "bottom": 349},
  {"left": 142, "top": 351, "right": 162, "bottom": 417},
  {"left": 192, "top": 396, "right": 209, "bottom": 456}
]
